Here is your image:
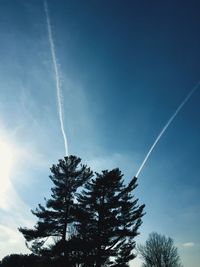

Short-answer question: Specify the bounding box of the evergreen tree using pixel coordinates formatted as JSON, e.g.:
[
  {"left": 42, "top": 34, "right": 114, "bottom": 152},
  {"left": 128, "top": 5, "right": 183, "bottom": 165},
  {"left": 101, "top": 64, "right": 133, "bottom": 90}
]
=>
[
  {"left": 74, "top": 169, "right": 145, "bottom": 267},
  {"left": 0, "top": 254, "right": 39, "bottom": 267},
  {"left": 19, "top": 155, "right": 93, "bottom": 262}
]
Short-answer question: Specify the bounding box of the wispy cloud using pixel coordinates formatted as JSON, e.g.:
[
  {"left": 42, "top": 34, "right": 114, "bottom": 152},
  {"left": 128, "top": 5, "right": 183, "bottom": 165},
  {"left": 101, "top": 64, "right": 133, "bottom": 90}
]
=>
[
  {"left": 86, "top": 152, "right": 139, "bottom": 181},
  {"left": 0, "top": 123, "right": 49, "bottom": 259},
  {"left": 182, "top": 242, "right": 195, "bottom": 248},
  {"left": 0, "top": 222, "right": 30, "bottom": 258}
]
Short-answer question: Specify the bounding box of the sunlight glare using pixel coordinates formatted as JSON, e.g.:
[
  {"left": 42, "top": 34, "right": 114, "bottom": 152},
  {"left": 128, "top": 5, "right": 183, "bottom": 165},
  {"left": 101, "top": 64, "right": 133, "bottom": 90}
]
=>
[{"left": 0, "top": 136, "right": 15, "bottom": 207}]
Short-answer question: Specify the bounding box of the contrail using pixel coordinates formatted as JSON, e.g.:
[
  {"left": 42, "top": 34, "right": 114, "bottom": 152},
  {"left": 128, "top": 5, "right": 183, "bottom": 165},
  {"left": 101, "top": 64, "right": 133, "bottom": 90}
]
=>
[
  {"left": 44, "top": 0, "right": 69, "bottom": 156},
  {"left": 135, "top": 81, "right": 200, "bottom": 177}
]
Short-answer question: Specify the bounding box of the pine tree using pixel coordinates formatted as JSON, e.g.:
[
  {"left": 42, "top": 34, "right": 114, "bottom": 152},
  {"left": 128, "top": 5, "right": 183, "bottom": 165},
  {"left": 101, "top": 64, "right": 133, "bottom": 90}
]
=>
[
  {"left": 74, "top": 169, "right": 145, "bottom": 266},
  {"left": 19, "top": 155, "right": 93, "bottom": 262}
]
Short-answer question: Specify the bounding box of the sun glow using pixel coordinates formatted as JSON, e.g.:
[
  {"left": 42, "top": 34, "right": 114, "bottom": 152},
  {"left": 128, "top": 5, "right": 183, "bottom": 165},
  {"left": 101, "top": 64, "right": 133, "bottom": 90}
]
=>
[
  {"left": 0, "top": 139, "right": 14, "bottom": 182},
  {"left": 0, "top": 133, "right": 16, "bottom": 209}
]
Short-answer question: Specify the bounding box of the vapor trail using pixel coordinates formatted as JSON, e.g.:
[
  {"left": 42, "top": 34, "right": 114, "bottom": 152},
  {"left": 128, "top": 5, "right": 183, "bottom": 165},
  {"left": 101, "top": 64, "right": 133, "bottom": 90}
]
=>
[
  {"left": 135, "top": 81, "right": 200, "bottom": 177},
  {"left": 44, "top": 0, "right": 69, "bottom": 156}
]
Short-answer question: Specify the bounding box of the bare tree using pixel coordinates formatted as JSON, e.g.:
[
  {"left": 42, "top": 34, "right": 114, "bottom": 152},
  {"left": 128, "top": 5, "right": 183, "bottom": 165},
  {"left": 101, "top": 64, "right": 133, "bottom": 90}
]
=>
[{"left": 137, "top": 232, "right": 183, "bottom": 267}]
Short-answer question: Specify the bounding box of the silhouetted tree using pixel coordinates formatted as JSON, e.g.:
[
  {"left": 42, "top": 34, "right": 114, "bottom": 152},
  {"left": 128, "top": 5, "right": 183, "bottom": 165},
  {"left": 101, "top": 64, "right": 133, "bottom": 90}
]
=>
[
  {"left": 137, "top": 232, "right": 183, "bottom": 267},
  {"left": 74, "top": 169, "right": 145, "bottom": 266},
  {"left": 18, "top": 156, "right": 145, "bottom": 266},
  {"left": 0, "top": 254, "right": 39, "bottom": 267},
  {"left": 19, "top": 156, "right": 93, "bottom": 264}
]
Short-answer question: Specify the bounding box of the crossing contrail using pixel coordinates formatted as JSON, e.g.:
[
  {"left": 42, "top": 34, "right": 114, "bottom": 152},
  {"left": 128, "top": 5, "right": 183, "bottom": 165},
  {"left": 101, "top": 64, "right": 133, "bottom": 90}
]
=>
[
  {"left": 135, "top": 81, "right": 200, "bottom": 177},
  {"left": 44, "top": 0, "right": 69, "bottom": 156}
]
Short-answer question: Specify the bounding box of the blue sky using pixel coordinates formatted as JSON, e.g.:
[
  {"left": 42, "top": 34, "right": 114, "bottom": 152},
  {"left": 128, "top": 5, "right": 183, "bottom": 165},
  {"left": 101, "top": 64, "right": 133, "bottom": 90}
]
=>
[{"left": 0, "top": 0, "right": 200, "bottom": 266}]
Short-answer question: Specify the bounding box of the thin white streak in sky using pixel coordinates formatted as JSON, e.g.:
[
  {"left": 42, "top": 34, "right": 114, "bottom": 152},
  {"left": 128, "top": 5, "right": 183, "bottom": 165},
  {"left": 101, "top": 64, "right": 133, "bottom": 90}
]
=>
[
  {"left": 44, "top": 0, "right": 69, "bottom": 156},
  {"left": 135, "top": 81, "right": 200, "bottom": 177}
]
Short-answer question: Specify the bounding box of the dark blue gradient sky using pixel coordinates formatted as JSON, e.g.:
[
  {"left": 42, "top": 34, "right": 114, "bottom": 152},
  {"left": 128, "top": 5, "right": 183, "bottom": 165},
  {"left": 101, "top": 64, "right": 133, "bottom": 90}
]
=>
[{"left": 0, "top": 1, "right": 199, "bottom": 266}]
